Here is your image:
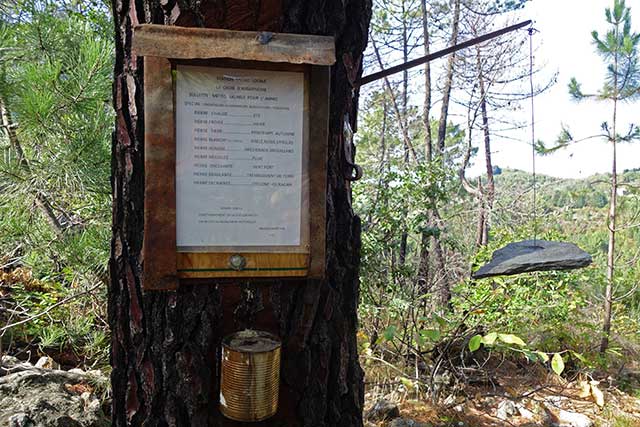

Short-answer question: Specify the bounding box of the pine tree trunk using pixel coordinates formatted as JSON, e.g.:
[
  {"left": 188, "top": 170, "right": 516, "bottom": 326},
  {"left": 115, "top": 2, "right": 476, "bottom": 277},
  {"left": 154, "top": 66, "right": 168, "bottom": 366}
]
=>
[
  {"left": 435, "top": 0, "right": 460, "bottom": 155},
  {"left": 600, "top": 140, "right": 616, "bottom": 353},
  {"left": 600, "top": 25, "right": 620, "bottom": 354},
  {"left": 478, "top": 65, "right": 494, "bottom": 247},
  {"left": 398, "top": 0, "right": 410, "bottom": 268},
  {"left": 431, "top": 0, "right": 460, "bottom": 309},
  {"left": 109, "top": 1, "right": 371, "bottom": 425},
  {"left": 416, "top": 0, "right": 432, "bottom": 291}
]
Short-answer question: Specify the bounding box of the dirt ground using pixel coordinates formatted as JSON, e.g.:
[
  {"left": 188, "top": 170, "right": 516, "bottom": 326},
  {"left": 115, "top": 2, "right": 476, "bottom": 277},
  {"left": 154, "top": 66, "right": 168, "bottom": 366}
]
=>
[{"left": 365, "top": 360, "right": 640, "bottom": 426}]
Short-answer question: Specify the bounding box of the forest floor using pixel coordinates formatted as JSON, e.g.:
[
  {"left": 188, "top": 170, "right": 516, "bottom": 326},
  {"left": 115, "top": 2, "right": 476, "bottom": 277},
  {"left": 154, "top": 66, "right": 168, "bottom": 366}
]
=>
[{"left": 364, "top": 360, "right": 640, "bottom": 426}]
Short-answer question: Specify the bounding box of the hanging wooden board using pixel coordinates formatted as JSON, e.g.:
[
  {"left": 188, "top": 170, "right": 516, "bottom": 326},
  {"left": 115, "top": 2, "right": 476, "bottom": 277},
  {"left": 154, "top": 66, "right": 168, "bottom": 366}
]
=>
[{"left": 135, "top": 26, "right": 334, "bottom": 290}]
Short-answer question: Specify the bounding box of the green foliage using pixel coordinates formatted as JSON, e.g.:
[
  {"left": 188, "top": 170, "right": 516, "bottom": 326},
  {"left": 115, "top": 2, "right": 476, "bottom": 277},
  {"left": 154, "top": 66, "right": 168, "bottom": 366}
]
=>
[
  {"left": 559, "top": 0, "right": 640, "bottom": 143},
  {"left": 467, "top": 330, "right": 570, "bottom": 374},
  {"left": 487, "top": 0, "right": 530, "bottom": 13},
  {"left": 551, "top": 352, "right": 565, "bottom": 375},
  {"left": 357, "top": 0, "right": 639, "bottom": 383},
  {"left": 0, "top": 0, "right": 112, "bottom": 279},
  {"left": 0, "top": 0, "right": 112, "bottom": 368},
  {"left": 568, "top": 77, "right": 584, "bottom": 100}
]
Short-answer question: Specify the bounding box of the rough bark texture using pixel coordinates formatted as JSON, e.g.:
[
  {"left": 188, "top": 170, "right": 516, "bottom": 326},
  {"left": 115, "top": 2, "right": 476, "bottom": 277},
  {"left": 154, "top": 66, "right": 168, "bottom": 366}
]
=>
[
  {"left": 478, "top": 67, "right": 494, "bottom": 247},
  {"left": 109, "top": 1, "right": 371, "bottom": 425}
]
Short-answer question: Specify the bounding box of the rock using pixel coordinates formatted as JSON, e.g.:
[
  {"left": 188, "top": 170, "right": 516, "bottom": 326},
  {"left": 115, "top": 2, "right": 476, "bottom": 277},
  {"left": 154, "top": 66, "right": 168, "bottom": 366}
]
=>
[
  {"left": 9, "top": 413, "right": 34, "bottom": 427},
  {"left": 0, "top": 367, "right": 109, "bottom": 427},
  {"left": 1, "top": 355, "right": 21, "bottom": 367},
  {"left": 541, "top": 403, "right": 593, "bottom": 427},
  {"left": 1, "top": 356, "right": 33, "bottom": 376},
  {"left": 517, "top": 403, "right": 535, "bottom": 420},
  {"left": 388, "top": 417, "right": 431, "bottom": 427},
  {"left": 496, "top": 399, "right": 518, "bottom": 420},
  {"left": 472, "top": 240, "right": 592, "bottom": 279},
  {"left": 545, "top": 395, "right": 569, "bottom": 408},
  {"left": 34, "top": 356, "right": 58, "bottom": 370},
  {"left": 365, "top": 399, "right": 400, "bottom": 421},
  {"left": 557, "top": 410, "right": 593, "bottom": 427}
]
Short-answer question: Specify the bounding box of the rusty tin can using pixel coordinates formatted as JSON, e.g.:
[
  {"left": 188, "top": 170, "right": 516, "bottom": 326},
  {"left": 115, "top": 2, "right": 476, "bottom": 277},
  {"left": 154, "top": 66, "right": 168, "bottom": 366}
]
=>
[{"left": 220, "top": 330, "right": 281, "bottom": 422}]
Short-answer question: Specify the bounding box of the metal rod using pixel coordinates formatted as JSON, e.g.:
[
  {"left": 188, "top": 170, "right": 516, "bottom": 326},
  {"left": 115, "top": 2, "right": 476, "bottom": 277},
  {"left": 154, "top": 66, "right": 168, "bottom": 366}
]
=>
[{"left": 357, "top": 19, "right": 532, "bottom": 87}]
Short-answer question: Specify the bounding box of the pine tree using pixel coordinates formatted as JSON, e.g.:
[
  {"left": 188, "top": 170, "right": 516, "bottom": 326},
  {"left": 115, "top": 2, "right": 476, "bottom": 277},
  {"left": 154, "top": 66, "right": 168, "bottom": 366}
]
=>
[
  {"left": 0, "top": 0, "right": 112, "bottom": 287},
  {"left": 558, "top": 0, "right": 640, "bottom": 353},
  {"left": 110, "top": 1, "right": 371, "bottom": 425}
]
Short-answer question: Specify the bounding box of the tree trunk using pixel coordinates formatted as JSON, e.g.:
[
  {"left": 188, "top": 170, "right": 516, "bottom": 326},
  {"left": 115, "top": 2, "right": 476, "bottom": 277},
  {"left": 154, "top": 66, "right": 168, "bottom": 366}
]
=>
[
  {"left": 398, "top": 0, "right": 410, "bottom": 268},
  {"left": 109, "top": 1, "right": 371, "bottom": 425},
  {"left": 478, "top": 58, "right": 494, "bottom": 247},
  {"left": 435, "top": 0, "right": 460, "bottom": 155},
  {"left": 600, "top": 137, "right": 616, "bottom": 353},
  {"left": 431, "top": 0, "right": 460, "bottom": 310},
  {"left": 420, "top": 0, "right": 432, "bottom": 163},
  {"left": 600, "top": 22, "right": 620, "bottom": 354}
]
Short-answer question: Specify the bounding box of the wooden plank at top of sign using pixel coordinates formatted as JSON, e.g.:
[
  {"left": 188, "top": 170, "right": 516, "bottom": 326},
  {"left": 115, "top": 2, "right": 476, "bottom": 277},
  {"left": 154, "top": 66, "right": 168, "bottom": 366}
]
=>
[{"left": 133, "top": 24, "right": 336, "bottom": 66}]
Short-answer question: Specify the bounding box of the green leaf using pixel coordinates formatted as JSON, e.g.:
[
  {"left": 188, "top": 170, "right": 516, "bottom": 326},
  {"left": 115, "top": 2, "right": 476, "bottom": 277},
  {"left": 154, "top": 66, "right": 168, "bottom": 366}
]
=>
[
  {"left": 383, "top": 325, "right": 397, "bottom": 341},
  {"left": 482, "top": 332, "right": 498, "bottom": 346},
  {"left": 421, "top": 329, "right": 441, "bottom": 342},
  {"left": 551, "top": 353, "right": 565, "bottom": 375},
  {"left": 399, "top": 376, "right": 414, "bottom": 390},
  {"left": 605, "top": 347, "right": 623, "bottom": 357},
  {"left": 468, "top": 335, "right": 482, "bottom": 352},
  {"left": 571, "top": 351, "right": 588, "bottom": 364},
  {"left": 536, "top": 351, "right": 550, "bottom": 363},
  {"left": 432, "top": 313, "right": 447, "bottom": 327},
  {"left": 498, "top": 334, "right": 526, "bottom": 347}
]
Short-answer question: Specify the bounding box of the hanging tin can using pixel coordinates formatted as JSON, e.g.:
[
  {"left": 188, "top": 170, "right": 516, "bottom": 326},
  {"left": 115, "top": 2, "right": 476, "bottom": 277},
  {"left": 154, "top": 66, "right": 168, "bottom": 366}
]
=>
[{"left": 220, "top": 330, "right": 281, "bottom": 422}]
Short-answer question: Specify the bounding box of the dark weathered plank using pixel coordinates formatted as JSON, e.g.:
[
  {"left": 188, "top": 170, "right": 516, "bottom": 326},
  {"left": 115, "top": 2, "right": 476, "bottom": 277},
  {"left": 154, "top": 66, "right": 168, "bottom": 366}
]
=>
[
  {"left": 307, "top": 66, "right": 330, "bottom": 279},
  {"left": 142, "top": 56, "right": 177, "bottom": 291},
  {"left": 133, "top": 24, "right": 336, "bottom": 65}
]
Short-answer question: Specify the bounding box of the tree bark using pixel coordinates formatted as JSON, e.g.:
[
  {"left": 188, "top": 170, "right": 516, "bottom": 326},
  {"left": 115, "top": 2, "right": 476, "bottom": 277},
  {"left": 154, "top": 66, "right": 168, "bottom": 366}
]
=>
[
  {"left": 431, "top": 0, "right": 460, "bottom": 310},
  {"left": 477, "top": 53, "right": 494, "bottom": 247},
  {"left": 109, "top": 1, "right": 371, "bottom": 425},
  {"left": 420, "top": 0, "right": 432, "bottom": 163},
  {"left": 398, "top": 0, "right": 410, "bottom": 268},
  {"left": 435, "top": 0, "right": 460, "bottom": 156}
]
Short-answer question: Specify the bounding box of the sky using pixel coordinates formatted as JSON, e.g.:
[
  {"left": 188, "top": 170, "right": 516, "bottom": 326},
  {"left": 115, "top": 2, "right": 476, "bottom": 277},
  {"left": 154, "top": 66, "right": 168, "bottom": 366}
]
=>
[{"left": 468, "top": 0, "right": 640, "bottom": 179}]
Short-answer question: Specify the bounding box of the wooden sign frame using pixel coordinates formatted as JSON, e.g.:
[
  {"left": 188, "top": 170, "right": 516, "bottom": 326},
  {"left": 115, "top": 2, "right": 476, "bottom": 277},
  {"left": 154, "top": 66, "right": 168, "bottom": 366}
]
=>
[{"left": 134, "top": 25, "right": 334, "bottom": 290}]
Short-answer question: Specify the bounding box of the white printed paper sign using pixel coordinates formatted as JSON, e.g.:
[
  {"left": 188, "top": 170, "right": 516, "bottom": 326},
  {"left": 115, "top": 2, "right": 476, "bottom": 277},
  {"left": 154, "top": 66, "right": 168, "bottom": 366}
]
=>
[{"left": 175, "top": 65, "right": 304, "bottom": 247}]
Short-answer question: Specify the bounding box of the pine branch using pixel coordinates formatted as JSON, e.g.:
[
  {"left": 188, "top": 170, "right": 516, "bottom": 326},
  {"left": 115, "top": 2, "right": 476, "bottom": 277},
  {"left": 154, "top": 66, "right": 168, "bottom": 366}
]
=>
[{"left": 0, "top": 97, "right": 71, "bottom": 235}]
